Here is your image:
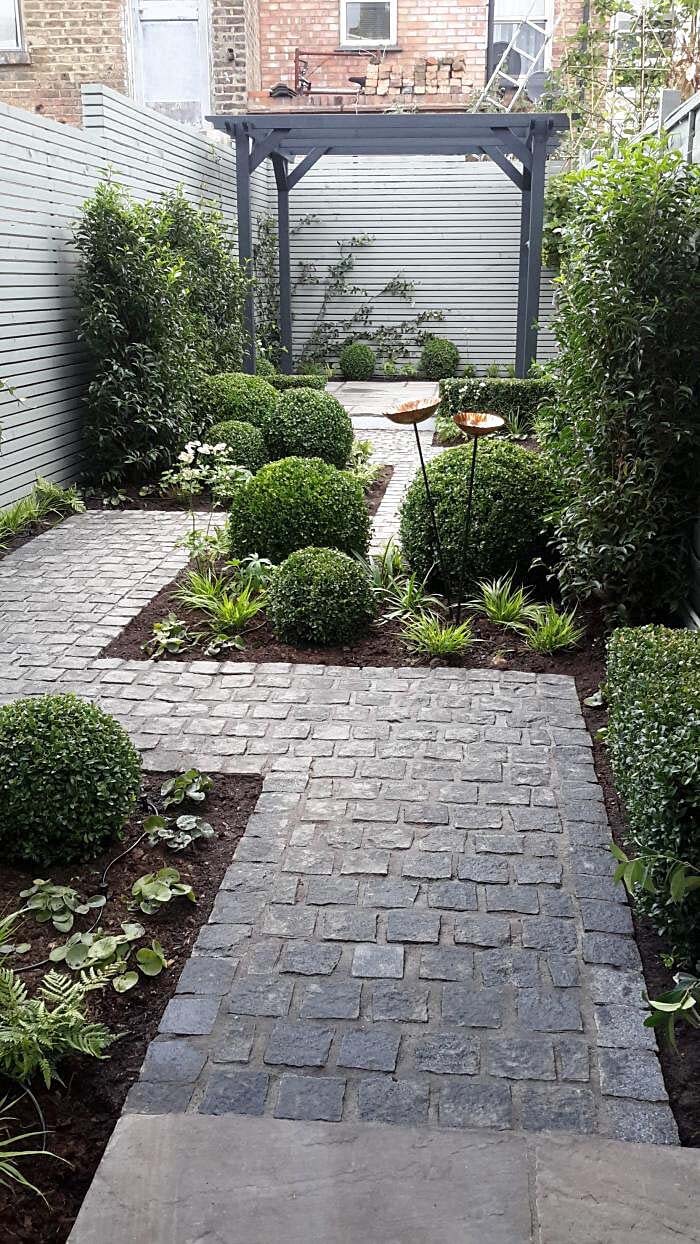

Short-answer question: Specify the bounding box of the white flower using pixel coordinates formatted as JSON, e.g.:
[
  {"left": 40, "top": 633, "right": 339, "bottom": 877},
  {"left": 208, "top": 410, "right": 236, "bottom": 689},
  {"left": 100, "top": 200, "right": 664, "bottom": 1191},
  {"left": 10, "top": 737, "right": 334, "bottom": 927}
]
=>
[
  {"left": 212, "top": 442, "right": 228, "bottom": 454},
  {"left": 198, "top": 443, "right": 213, "bottom": 455},
  {"left": 178, "top": 450, "right": 195, "bottom": 464}
]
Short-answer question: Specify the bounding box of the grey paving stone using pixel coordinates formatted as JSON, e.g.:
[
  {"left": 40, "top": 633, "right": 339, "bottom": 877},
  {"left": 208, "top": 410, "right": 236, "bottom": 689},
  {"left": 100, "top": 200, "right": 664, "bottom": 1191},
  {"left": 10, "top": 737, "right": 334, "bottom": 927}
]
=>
[
  {"left": 227, "top": 975, "right": 294, "bottom": 1018},
  {"left": 572, "top": 873, "right": 626, "bottom": 903},
  {"left": 457, "top": 855, "right": 509, "bottom": 884},
  {"left": 514, "top": 858, "right": 563, "bottom": 885},
  {"left": 439, "top": 1081, "right": 513, "bottom": 1130},
  {"left": 600, "top": 1098, "right": 679, "bottom": 1145},
  {"left": 593, "top": 1005, "right": 657, "bottom": 1050},
  {"left": 451, "top": 807, "right": 503, "bottom": 830},
  {"left": 140, "top": 1039, "right": 207, "bottom": 1084},
  {"left": 322, "top": 909, "right": 378, "bottom": 941},
  {"left": 387, "top": 910, "right": 441, "bottom": 944},
  {"left": 538, "top": 889, "right": 575, "bottom": 918},
  {"left": 158, "top": 996, "right": 220, "bottom": 1036},
  {"left": 274, "top": 1074, "right": 346, "bottom": 1123},
  {"left": 580, "top": 899, "right": 634, "bottom": 935},
  {"left": 352, "top": 943, "right": 404, "bottom": 979},
  {"left": 547, "top": 954, "right": 580, "bottom": 987},
  {"left": 598, "top": 1048, "right": 668, "bottom": 1101},
  {"left": 522, "top": 917, "right": 577, "bottom": 953},
  {"left": 305, "top": 877, "right": 360, "bottom": 906},
  {"left": 364, "top": 824, "right": 415, "bottom": 849},
  {"left": 478, "top": 949, "right": 539, "bottom": 988},
  {"left": 473, "top": 833, "right": 523, "bottom": 854},
  {"left": 340, "top": 849, "right": 390, "bottom": 875},
  {"left": 280, "top": 942, "right": 342, "bottom": 975},
  {"left": 485, "top": 885, "right": 539, "bottom": 915},
  {"left": 371, "top": 983, "right": 429, "bottom": 1022},
  {"left": 124, "top": 1082, "right": 193, "bottom": 1114},
  {"left": 521, "top": 1086, "right": 596, "bottom": 1133},
  {"left": 338, "top": 1028, "right": 401, "bottom": 1072},
  {"left": 428, "top": 881, "right": 478, "bottom": 911},
  {"left": 358, "top": 1077, "right": 429, "bottom": 1125},
  {"left": 582, "top": 932, "right": 640, "bottom": 969},
  {"left": 419, "top": 947, "right": 473, "bottom": 982},
  {"left": 415, "top": 1032, "right": 480, "bottom": 1075},
  {"left": 363, "top": 878, "right": 419, "bottom": 908},
  {"left": 211, "top": 891, "right": 267, "bottom": 924},
  {"left": 589, "top": 965, "right": 647, "bottom": 1008},
  {"left": 442, "top": 984, "right": 503, "bottom": 1028},
  {"left": 264, "top": 1021, "right": 334, "bottom": 1068},
  {"left": 177, "top": 957, "right": 237, "bottom": 996},
  {"left": 213, "top": 1019, "right": 256, "bottom": 1064},
  {"left": 262, "top": 905, "right": 317, "bottom": 939},
  {"left": 417, "top": 827, "right": 468, "bottom": 853},
  {"left": 556, "top": 1038, "right": 590, "bottom": 1082},
  {"left": 300, "top": 980, "right": 362, "bottom": 1020},
  {"left": 199, "top": 1071, "right": 269, "bottom": 1116},
  {"left": 454, "top": 915, "right": 511, "bottom": 948},
  {"left": 517, "top": 989, "right": 583, "bottom": 1033},
  {"left": 195, "top": 923, "right": 251, "bottom": 954},
  {"left": 487, "top": 1039, "right": 556, "bottom": 1081},
  {"left": 401, "top": 853, "right": 452, "bottom": 880}
]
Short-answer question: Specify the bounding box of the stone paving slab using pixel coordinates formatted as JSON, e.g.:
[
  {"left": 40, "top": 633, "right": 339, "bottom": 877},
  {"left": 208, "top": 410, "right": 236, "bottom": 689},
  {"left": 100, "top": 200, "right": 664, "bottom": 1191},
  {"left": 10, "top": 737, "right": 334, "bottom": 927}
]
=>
[{"left": 69, "top": 1115, "right": 700, "bottom": 1244}]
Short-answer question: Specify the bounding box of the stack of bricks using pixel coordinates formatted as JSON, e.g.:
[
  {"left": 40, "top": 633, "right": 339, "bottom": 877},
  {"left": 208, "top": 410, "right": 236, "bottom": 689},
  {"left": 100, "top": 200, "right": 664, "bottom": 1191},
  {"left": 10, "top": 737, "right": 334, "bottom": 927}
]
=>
[{"left": 364, "top": 56, "right": 475, "bottom": 101}]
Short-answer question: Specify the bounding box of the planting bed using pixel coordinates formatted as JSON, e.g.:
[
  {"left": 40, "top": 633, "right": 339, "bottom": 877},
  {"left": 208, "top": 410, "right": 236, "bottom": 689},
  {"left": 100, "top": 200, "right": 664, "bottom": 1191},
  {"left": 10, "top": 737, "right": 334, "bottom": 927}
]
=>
[{"left": 0, "top": 770, "right": 261, "bottom": 1244}]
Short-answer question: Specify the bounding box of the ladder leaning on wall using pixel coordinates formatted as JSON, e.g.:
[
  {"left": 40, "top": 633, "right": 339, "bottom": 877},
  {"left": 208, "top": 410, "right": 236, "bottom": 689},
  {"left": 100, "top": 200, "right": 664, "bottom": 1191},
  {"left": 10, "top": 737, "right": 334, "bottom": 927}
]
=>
[{"left": 473, "top": 0, "right": 561, "bottom": 112}]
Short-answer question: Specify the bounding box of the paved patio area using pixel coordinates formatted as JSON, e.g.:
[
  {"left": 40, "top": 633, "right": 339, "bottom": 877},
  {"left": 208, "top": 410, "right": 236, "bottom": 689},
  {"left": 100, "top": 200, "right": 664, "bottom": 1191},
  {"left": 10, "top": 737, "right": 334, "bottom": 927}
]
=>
[{"left": 328, "top": 379, "right": 440, "bottom": 428}]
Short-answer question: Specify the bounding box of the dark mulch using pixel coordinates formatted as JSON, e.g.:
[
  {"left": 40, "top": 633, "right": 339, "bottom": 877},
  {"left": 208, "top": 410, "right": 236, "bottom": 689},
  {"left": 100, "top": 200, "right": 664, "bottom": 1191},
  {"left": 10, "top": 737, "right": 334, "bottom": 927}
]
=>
[{"left": 0, "top": 770, "right": 261, "bottom": 1244}]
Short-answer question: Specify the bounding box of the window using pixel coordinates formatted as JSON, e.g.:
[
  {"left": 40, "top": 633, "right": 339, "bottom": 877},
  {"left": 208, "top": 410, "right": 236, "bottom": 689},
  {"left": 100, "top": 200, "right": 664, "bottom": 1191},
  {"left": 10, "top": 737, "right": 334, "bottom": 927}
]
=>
[
  {"left": 490, "top": 0, "right": 551, "bottom": 81},
  {"left": 0, "top": 0, "right": 22, "bottom": 50},
  {"left": 340, "top": 1, "right": 396, "bottom": 47},
  {"left": 131, "top": 0, "right": 211, "bottom": 127}
]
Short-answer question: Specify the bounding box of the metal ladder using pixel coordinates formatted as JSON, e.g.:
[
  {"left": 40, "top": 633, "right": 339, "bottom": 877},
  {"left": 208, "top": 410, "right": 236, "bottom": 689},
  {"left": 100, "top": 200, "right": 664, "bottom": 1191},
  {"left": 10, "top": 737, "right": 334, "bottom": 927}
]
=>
[{"left": 473, "top": 0, "right": 561, "bottom": 111}]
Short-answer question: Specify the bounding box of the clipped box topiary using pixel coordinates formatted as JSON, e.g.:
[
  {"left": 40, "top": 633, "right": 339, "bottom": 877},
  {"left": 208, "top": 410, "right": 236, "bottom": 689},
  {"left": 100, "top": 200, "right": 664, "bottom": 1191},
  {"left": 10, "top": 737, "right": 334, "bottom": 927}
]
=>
[
  {"left": 268, "top": 546, "right": 376, "bottom": 646},
  {"left": 0, "top": 693, "right": 142, "bottom": 867},
  {"left": 266, "top": 388, "right": 353, "bottom": 469},
  {"left": 420, "top": 336, "right": 460, "bottom": 381},
  {"left": 209, "top": 418, "right": 267, "bottom": 472},
  {"left": 339, "top": 341, "right": 375, "bottom": 381},
  {"left": 199, "top": 372, "right": 278, "bottom": 437},
  {"left": 269, "top": 374, "right": 327, "bottom": 392},
  {"left": 227, "top": 456, "right": 370, "bottom": 563},
  {"left": 399, "top": 440, "right": 555, "bottom": 594}
]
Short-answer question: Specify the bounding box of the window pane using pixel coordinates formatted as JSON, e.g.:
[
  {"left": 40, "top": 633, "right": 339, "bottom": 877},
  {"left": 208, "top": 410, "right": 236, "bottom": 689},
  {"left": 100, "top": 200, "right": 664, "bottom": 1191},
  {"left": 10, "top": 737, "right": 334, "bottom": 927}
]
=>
[
  {"left": 493, "top": 19, "right": 546, "bottom": 75},
  {"left": 141, "top": 18, "right": 203, "bottom": 122},
  {"left": 345, "top": 2, "right": 390, "bottom": 41},
  {"left": 494, "top": 0, "right": 544, "bottom": 19},
  {"left": 0, "top": 0, "right": 20, "bottom": 48}
]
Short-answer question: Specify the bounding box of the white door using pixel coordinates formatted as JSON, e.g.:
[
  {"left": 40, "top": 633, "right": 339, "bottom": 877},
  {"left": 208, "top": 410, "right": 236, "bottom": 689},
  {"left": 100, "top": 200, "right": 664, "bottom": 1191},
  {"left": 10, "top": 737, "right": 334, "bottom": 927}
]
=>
[{"left": 132, "top": 0, "right": 211, "bottom": 127}]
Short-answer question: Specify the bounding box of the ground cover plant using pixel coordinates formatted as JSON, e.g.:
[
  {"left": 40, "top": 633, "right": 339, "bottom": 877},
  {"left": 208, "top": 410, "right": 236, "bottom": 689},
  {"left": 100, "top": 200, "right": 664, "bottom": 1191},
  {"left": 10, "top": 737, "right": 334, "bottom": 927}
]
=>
[{"left": 0, "top": 478, "right": 85, "bottom": 555}]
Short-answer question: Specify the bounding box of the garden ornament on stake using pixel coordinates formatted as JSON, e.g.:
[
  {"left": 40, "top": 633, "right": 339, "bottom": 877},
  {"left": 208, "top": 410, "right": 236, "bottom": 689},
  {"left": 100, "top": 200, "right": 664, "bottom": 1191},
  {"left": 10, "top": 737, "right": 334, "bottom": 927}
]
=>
[
  {"left": 384, "top": 389, "right": 451, "bottom": 601},
  {"left": 452, "top": 411, "right": 505, "bottom": 621}
]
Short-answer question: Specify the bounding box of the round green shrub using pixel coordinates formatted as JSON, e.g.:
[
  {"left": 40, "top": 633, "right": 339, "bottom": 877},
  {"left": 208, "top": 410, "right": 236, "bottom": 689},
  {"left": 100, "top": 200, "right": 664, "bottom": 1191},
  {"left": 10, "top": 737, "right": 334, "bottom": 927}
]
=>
[
  {"left": 420, "top": 336, "right": 460, "bottom": 380},
  {"left": 227, "top": 456, "right": 370, "bottom": 563},
  {"left": 266, "top": 388, "right": 353, "bottom": 468},
  {"left": 199, "top": 372, "right": 278, "bottom": 437},
  {"left": 255, "top": 357, "right": 276, "bottom": 378},
  {"left": 400, "top": 440, "right": 555, "bottom": 593},
  {"left": 339, "top": 341, "right": 375, "bottom": 381},
  {"left": 0, "top": 694, "right": 142, "bottom": 867},
  {"left": 268, "top": 547, "right": 376, "bottom": 646},
  {"left": 209, "top": 419, "right": 267, "bottom": 472}
]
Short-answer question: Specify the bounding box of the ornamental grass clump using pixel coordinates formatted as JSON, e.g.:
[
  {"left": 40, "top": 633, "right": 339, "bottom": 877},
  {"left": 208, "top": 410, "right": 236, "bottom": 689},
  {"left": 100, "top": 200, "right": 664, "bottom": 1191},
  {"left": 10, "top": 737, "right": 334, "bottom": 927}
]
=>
[
  {"left": 226, "top": 456, "right": 370, "bottom": 563},
  {"left": 0, "top": 694, "right": 141, "bottom": 867},
  {"left": 266, "top": 388, "right": 353, "bottom": 468},
  {"left": 268, "top": 547, "right": 376, "bottom": 646}
]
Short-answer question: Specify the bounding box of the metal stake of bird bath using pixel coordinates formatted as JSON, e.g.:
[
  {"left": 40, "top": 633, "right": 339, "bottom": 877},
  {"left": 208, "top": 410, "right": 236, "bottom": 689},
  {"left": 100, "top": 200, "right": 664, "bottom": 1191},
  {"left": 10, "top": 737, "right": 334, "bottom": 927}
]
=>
[
  {"left": 452, "top": 411, "right": 505, "bottom": 622},
  {"left": 384, "top": 391, "right": 452, "bottom": 603}
]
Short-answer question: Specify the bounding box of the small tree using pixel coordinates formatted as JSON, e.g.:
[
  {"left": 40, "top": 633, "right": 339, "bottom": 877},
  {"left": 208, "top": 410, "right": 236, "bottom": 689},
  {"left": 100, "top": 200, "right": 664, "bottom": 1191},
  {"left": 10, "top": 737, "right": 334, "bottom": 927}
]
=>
[{"left": 548, "top": 142, "right": 700, "bottom": 621}]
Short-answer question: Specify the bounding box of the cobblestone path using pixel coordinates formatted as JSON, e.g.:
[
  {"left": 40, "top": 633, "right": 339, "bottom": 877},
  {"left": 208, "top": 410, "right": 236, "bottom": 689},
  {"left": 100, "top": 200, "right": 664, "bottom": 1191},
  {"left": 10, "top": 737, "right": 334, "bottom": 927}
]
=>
[{"left": 0, "top": 433, "right": 677, "bottom": 1147}]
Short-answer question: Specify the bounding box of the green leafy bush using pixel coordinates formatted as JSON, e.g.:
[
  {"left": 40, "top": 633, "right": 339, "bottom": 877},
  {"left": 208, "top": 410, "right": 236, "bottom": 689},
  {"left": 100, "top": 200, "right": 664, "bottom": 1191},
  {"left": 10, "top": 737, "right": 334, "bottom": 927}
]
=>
[
  {"left": 268, "top": 547, "right": 375, "bottom": 645},
  {"left": 440, "top": 377, "right": 554, "bottom": 434},
  {"left": 420, "top": 336, "right": 460, "bottom": 380},
  {"left": 0, "top": 967, "right": 115, "bottom": 1088},
  {"left": 0, "top": 694, "right": 141, "bottom": 867},
  {"left": 266, "top": 388, "right": 353, "bottom": 468},
  {"left": 269, "top": 374, "right": 327, "bottom": 391},
  {"left": 199, "top": 372, "right": 278, "bottom": 437},
  {"left": 227, "top": 456, "right": 370, "bottom": 563},
  {"left": 547, "top": 144, "right": 700, "bottom": 620},
  {"left": 339, "top": 341, "right": 375, "bottom": 380},
  {"left": 208, "top": 419, "right": 267, "bottom": 472},
  {"left": 606, "top": 626, "right": 700, "bottom": 963},
  {"left": 400, "top": 441, "right": 555, "bottom": 596}
]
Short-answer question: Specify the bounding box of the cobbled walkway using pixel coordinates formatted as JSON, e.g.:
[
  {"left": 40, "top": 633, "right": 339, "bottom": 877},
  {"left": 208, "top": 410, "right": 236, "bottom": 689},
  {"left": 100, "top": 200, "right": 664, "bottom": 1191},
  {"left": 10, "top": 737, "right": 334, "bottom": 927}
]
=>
[{"left": 0, "top": 432, "right": 677, "bottom": 1148}]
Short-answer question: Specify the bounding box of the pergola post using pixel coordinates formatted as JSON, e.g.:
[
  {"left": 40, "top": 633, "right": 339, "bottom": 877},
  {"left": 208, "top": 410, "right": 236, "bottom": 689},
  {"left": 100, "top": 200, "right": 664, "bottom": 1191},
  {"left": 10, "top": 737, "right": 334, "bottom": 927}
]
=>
[
  {"left": 271, "top": 153, "right": 293, "bottom": 372},
  {"left": 234, "top": 125, "right": 256, "bottom": 374},
  {"left": 515, "top": 119, "right": 548, "bottom": 378}
]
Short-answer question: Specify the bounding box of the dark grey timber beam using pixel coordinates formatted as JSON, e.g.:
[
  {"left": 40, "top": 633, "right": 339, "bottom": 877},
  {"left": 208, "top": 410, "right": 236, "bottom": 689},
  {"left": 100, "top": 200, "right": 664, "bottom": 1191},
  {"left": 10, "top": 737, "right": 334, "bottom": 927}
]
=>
[
  {"left": 234, "top": 126, "right": 256, "bottom": 374},
  {"left": 271, "top": 153, "right": 293, "bottom": 372},
  {"left": 482, "top": 145, "right": 524, "bottom": 190},
  {"left": 286, "top": 146, "right": 329, "bottom": 189}
]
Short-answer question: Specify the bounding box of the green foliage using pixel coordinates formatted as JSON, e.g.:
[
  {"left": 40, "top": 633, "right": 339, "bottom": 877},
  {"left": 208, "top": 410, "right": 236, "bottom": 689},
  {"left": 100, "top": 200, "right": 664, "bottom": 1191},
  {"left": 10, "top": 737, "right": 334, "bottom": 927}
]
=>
[
  {"left": 198, "top": 372, "right": 278, "bottom": 439},
  {"left": 48, "top": 920, "right": 170, "bottom": 993},
  {"left": 0, "top": 967, "right": 115, "bottom": 1087},
  {"left": 144, "top": 812, "right": 214, "bottom": 852},
  {"left": 0, "top": 478, "right": 85, "bottom": 548},
  {"left": 547, "top": 144, "right": 700, "bottom": 620},
  {"left": 267, "top": 388, "right": 353, "bottom": 469},
  {"left": 339, "top": 341, "right": 375, "bottom": 380},
  {"left": 469, "top": 573, "right": 540, "bottom": 628},
  {"left": 253, "top": 213, "right": 281, "bottom": 366},
  {"left": 206, "top": 420, "right": 267, "bottom": 473},
  {"left": 606, "top": 625, "right": 700, "bottom": 964},
  {"left": 161, "top": 768, "right": 213, "bottom": 808},
  {"left": 19, "top": 880, "right": 105, "bottom": 934},
  {"left": 268, "top": 373, "right": 327, "bottom": 392},
  {"left": 357, "top": 538, "right": 405, "bottom": 592},
  {"left": 400, "top": 441, "right": 555, "bottom": 597},
  {"left": 0, "top": 694, "right": 141, "bottom": 868},
  {"left": 131, "top": 868, "right": 195, "bottom": 915},
  {"left": 174, "top": 567, "right": 266, "bottom": 653},
  {"left": 346, "top": 437, "right": 381, "bottom": 490},
  {"left": 420, "top": 336, "right": 460, "bottom": 381},
  {"left": 0, "top": 1095, "right": 63, "bottom": 1198},
  {"left": 644, "top": 970, "right": 700, "bottom": 1050},
  {"left": 379, "top": 571, "right": 444, "bottom": 622},
  {"left": 159, "top": 440, "right": 251, "bottom": 506},
  {"left": 143, "top": 613, "right": 194, "bottom": 659},
  {"left": 268, "top": 547, "right": 375, "bottom": 646},
  {"left": 439, "top": 377, "right": 554, "bottom": 435},
  {"left": 542, "top": 172, "right": 580, "bottom": 269},
  {"left": 227, "top": 456, "right": 371, "bottom": 563},
  {"left": 401, "top": 612, "right": 476, "bottom": 657},
  {"left": 518, "top": 604, "right": 584, "bottom": 653}
]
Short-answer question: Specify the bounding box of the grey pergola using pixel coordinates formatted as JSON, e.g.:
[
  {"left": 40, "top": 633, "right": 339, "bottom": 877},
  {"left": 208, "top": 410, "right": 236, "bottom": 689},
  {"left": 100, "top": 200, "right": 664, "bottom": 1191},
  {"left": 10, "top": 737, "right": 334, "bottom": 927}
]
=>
[{"left": 208, "top": 110, "right": 569, "bottom": 377}]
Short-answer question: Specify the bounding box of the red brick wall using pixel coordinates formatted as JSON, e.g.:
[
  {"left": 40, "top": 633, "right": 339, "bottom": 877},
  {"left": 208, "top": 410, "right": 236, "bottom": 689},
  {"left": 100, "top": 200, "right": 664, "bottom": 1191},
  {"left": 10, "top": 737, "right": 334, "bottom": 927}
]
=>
[{"left": 0, "top": 0, "right": 129, "bottom": 124}]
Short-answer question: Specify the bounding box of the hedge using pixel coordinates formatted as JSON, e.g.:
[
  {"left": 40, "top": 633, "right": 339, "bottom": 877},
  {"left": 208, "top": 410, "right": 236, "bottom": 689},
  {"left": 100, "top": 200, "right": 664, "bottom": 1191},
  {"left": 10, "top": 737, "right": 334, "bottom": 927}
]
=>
[
  {"left": 269, "top": 374, "right": 327, "bottom": 391},
  {"left": 606, "top": 625, "right": 700, "bottom": 963},
  {"left": 439, "top": 377, "right": 554, "bottom": 432}
]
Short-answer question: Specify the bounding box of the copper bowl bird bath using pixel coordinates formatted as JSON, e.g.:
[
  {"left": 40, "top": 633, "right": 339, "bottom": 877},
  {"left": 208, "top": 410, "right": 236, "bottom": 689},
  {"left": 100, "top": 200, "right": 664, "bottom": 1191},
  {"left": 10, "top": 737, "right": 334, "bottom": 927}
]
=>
[
  {"left": 452, "top": 410, "right": 505, "bottom": 437},
  {"left": 384, "top": 394, "right": 441, "bottom": 425}
]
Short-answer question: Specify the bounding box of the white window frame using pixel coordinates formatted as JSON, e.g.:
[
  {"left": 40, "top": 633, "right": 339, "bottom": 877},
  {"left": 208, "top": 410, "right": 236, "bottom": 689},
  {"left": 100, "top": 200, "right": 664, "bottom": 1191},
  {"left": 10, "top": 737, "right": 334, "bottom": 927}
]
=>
[
  {"left": 340, "top": 0, "right": 397, "bottom": 48},
  {"left": 491, "top": 0, "right": 554, "bottom": 77},
  {"left": 0, "top": 0, "right": 24, "bottom": 50},
  {"left": 129, "top": 0, "right": 211, "bottom": 126}
]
